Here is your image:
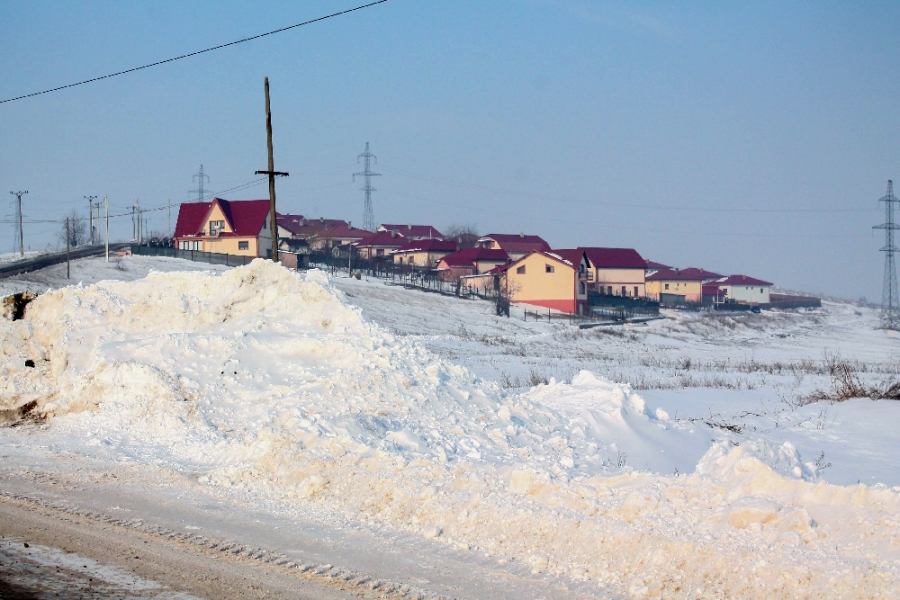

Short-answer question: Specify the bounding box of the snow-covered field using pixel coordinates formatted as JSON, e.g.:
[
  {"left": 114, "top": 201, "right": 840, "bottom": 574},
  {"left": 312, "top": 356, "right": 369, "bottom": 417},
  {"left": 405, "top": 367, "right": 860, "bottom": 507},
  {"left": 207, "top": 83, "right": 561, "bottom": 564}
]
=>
[{"left": 2, "top": 255, "right": 899, "bottom": 598}]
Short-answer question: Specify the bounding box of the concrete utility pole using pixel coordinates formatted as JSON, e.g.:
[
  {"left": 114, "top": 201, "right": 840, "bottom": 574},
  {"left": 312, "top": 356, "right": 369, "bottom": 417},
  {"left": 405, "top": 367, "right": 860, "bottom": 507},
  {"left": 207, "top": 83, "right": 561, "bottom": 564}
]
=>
[
  {"left": 65, "top": 217, "right": 71, "bottom": 278},
  {"left": 104, "top": 195, "right": 109, "bottom": 263},
  {"left": 9, "top": 190, "right": 27, "bottom": 256},
  {"left": 85, "top": 195, "right": 97, "bottom": 244},
  {"left": 255, "top": 77, "right": 288, "bottom": 261}
]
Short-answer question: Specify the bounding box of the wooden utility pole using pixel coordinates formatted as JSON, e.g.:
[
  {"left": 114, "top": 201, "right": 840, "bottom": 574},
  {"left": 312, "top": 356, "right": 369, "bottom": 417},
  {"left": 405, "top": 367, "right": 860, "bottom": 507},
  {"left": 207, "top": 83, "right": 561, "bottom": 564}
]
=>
[{"left": 255, "top": 77, "right": 288, "bottom": 261}]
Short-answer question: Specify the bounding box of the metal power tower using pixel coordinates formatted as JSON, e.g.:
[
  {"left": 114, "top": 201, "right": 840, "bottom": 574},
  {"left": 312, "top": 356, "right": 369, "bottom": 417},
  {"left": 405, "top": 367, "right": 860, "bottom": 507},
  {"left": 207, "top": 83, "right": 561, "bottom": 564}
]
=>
[
  {"left": 353, "top": 142, "right": 380, "bottom": 231},
  {"left": 874, "top": 180, "right": 900, "bottom": 330},
  {"left": 190, "top": 165, "right": 210, "bottom": 202}
]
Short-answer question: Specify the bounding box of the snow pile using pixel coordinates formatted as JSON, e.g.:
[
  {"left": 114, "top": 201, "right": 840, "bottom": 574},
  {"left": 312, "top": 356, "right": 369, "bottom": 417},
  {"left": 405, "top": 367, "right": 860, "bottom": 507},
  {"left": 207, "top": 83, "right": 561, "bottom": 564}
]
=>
[{"left": 2, "top": 260, "right": 899, "bottom": 597}]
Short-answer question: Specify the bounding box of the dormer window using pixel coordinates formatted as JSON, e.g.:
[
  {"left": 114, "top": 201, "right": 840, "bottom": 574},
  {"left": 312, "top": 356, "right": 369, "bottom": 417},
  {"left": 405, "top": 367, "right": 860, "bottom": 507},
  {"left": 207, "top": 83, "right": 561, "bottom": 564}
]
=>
[{"left": 209, "top": 220, "right": 225, "bottom": 235}]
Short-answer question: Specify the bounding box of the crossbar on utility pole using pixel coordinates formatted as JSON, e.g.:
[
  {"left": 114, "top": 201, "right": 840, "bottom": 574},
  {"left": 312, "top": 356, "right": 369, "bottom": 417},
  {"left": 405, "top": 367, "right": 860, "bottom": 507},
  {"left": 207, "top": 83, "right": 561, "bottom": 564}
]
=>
[{"left": 255, "top": 77, "right": 288, "bottom": 262}]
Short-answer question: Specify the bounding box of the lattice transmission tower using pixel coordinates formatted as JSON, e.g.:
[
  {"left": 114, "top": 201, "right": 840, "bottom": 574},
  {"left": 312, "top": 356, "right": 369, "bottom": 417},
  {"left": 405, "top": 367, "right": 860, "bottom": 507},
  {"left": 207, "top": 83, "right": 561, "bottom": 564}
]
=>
[
  {"left": 190, "top": 165, "right": 210, "bottom": 202},
  {"left": 353, "top": 142, "right": 380, "bottom": 231},
  {"left": 874, "top": 180, "right": 900, "bottom": 330}
]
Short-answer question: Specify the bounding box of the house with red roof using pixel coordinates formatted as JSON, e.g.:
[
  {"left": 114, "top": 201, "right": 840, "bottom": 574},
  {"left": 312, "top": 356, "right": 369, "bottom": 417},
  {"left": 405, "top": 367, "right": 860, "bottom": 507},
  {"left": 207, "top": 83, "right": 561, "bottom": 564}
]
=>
[
  {"left": 644, "top": 260, "right": 671, "bottom": 276},
  {"left": 462, "top": 250, "right": 589, "bottom": 314},
  {"left": 436, "top": 248, "right": 510, "bottom": 281},
  {"left": 476, "top": 234, "right": 551, "bottom": 260},
  {"left": 308, "top": 224, "right": 372, "bottom": 253},
  {"left": 378, "top": 224, "right": 444, "bottom": 240},
  {"left": 713, "top": 274, "right": 774, "bottom": 305},
  {"left": 391, "top": 238, "right": 457, "bottom": 267},
  {"left": 352, "top": 230, "right": 407, "bottom": 260},
  {"left": 579, "top": 247, "right": 648, "bottom": 298},
  {"left": 277, "top": 214, "right": 348, "bottom": 240},
  {"left": 174, "top": 198, "right": 272, "bottom": 257},
  {"left": 645, "top": 268, "right": 724, "bottom": 303}
]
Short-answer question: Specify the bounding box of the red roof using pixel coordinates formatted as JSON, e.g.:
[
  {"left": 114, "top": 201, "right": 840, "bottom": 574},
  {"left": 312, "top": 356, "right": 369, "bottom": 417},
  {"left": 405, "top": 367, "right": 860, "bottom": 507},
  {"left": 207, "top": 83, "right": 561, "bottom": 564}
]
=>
[
  {"left": 439, "top": 248, "right": 510, "bottom": 267},
  {"left": 353, "top": 230, "right": 407, "bottom": 248},
  {"left": 550, "top": 249, "right": 587, "bottom": 267},
  {"left": 646, "top": 268, "right": 724, "bottom": 282},
  {"left": 715, "top": 274, "right": 773, "bottom": 287},
  {"left": 645, "top": 260, "right": 671, "bottom": 270},
  {"left": 278, "top": 214, "right": 348, "bottom": 235},
  {"left": 174, "top": 202, "right": 212, "bottom": 238},
  {"left": 492, "top": 250, "right": 578, "bottom": 273},
  {"left": 379, "top": 224, "right": 444, "bottom": 238},
  {"left": 702, "top": 283, "right": 727, "bottom": 295},
  {"left": 479, "top": 234, "right": 550, "bottom": 255},
  {"left": 174, "top": 198, "right": 270, "bottom": 238},
  {"left": 578, "top": 247, "right": 646, "bottom": 269},
  {"left": 313, "top": 224, "right": 372, "bottom": 240},
  {"left": 393, "top": 238, "right": 457, "bottom": 253}
]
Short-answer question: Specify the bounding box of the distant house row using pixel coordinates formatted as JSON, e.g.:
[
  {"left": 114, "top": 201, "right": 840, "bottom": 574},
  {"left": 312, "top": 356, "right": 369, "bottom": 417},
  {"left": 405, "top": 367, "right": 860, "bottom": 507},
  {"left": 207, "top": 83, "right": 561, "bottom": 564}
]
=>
[{"left": 173, "top": 198, "right": 774, "bottom": 314}]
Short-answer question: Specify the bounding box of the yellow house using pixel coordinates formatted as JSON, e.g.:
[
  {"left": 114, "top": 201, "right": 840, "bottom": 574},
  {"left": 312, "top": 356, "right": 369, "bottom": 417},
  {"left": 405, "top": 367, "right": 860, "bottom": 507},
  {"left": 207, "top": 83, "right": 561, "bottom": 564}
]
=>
[
  {"left": 464, "top": 250, "right": 589, "bottom": 314},
  {"left": 391, "top": 238, "right": 458, "bottom": 267},
  {"left": 645, "top": 268, "right": 723, "bottom": 303},
  {"left": 174, "top": 198, "right": 272, "bottom": 258},
  {"left": 580, "top": 247, "right": 647, "bottom": 298}
]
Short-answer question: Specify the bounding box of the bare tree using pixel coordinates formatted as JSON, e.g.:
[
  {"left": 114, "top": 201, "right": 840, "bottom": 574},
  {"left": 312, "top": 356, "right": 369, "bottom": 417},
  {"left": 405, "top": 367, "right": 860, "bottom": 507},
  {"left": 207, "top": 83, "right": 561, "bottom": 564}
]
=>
[
  {"left": 57, "top": 210, "right": 88, "bottom": 248},
  {"left": 495, "top": 274, "right": 520, "bottom": 317},
  {"left": 444, "top": 223, "right": 479, "bottom": 248}
]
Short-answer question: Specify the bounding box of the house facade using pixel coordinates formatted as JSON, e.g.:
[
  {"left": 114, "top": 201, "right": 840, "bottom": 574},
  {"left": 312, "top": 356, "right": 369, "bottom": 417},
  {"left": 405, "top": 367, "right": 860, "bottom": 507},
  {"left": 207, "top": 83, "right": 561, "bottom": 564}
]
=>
[
  {"left": 580, "top": 247, "right": 647, "bottom": 298},
  {"left": 308, "top": 224, "right": 372, "bottom": 253},
  {"left": 391, "top": 238, "right": 457, "bottom": 267},
  {"left": 436, "top": 248, "right": 509, "bottom": 281},
  {"left": 174, "top": 198, "right": 272, "bottom": 257},
  {"left": 353, "top": 230, "right": 407, "bottom": 260},
  {"left": 465, "top": 250, "right": 587, "bottom": 314},
  {"left": 476, "top": 234, "right": 551, "bottom": 261},
  {"left": 714, "top": 275, "right": 773, "bottom": 305},
  {"left": 645, "top": 268, "right": 723, "bottom": 303}
]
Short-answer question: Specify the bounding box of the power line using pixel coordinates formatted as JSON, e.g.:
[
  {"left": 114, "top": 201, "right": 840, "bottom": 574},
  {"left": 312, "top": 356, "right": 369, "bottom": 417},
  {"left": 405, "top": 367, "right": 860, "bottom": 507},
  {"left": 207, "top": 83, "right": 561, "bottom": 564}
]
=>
[
  {"left": 378, "top": 166, "right": 875, "bottom": 214},
  {"left": 0, "top": 1, "right": 389, "bottom": 104}
]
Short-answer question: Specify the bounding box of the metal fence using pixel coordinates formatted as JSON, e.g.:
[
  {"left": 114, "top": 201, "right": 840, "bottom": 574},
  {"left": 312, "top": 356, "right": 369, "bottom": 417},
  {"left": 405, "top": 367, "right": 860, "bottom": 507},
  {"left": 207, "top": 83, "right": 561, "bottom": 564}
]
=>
[{"left": 132, "top": 245, "right": 257, "bottom": 266}]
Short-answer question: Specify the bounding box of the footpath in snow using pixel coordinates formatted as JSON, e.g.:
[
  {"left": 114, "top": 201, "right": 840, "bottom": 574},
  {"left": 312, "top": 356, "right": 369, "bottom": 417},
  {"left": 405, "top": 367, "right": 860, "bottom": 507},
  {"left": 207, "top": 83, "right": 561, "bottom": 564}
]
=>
[{"left": 1, "top": 258, "right": 899, "bottom": 598}]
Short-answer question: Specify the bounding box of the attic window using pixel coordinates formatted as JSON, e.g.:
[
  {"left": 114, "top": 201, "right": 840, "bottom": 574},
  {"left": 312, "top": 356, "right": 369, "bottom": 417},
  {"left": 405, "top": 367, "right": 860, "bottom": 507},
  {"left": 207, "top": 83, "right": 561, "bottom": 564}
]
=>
[
  {"left": 516, "top": 265, "right": 526, "bottom": 275},
  {"left": 545, "top": 264, "right": 554, "bottom": 273}
]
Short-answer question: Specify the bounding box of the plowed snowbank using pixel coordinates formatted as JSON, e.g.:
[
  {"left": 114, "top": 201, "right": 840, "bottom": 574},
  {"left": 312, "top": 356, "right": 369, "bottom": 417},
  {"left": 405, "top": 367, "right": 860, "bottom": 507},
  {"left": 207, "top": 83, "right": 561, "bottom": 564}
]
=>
[{"left": 2, "top": 260, "right": 898, "bottom": 597}]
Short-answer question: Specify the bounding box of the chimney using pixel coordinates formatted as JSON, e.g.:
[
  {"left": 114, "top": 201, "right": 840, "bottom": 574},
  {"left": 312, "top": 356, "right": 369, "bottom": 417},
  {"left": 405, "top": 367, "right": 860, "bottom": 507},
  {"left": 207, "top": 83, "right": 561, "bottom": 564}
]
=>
[
  {"left": 348, "top": 221, "right": 352, "bottom": 229},
  {"left": 391, "top": 230, "right": 397, "bottom": 238},
  {"left": 320, "top": 217, "right": 324, "bottom": 224},
  {"left": 407, "top": 224, "right": 412, "bottom": 230},
  {"left": 519, "top": 232, "right": 525, "bottom": 238}
]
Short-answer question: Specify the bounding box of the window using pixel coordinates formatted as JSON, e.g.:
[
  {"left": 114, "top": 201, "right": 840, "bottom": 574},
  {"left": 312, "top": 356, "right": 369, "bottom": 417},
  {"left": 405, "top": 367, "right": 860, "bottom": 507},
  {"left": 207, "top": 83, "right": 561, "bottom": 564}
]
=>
[
  {"left": 545, "top": 264, "right": 555, "bottom": 273},
  {"left": 587, "top": 270, "right": 593, "bottom": 281},
  {"left": 579, "top": 281, "right": 586, "bottom": 294},
  {"left": 622, "top": 286, "right": 627, "bottom": 296},
  {"left": 516, "top": 265, "right": 526, "bottom": 274},
  {"left": 607, "top": 286, "right": 613, "bottom": 295},
  {"left": 376, "top": 248, "right": 384, "bottom": 257},
  {"left": 634, "top": 286, "right": 639, "bottom": 297},
  {"left": 664, "top": 283, "right": 670, "bottom": 290},
  {"left": 238, "top": 241, "right": 249, "bottom": 250},
  {"left": 760, "top": 288, "right": 764, "bottom": 293},
  {"left": 409, "top": 256, "right": 415, "bottom": 265}
]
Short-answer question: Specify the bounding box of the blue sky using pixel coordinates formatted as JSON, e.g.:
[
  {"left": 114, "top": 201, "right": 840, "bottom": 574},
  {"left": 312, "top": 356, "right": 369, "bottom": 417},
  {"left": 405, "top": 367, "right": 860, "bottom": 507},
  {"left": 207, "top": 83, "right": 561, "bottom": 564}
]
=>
[{"left": 2, "top": 1, "right": 899, "bottom": 300}]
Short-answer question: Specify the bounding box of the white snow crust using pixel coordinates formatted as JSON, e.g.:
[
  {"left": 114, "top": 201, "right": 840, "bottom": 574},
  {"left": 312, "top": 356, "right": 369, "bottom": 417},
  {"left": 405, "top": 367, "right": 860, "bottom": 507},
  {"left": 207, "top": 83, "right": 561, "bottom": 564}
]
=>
[{"left": 2, "top": 259, "right": 899, "bottom": 597}]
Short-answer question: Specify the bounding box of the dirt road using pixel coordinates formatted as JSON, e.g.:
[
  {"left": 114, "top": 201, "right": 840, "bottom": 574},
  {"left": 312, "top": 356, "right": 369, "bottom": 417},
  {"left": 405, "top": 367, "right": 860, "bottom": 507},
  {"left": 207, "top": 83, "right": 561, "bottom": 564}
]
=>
[{"left": 0, "top": 495, "right": 425, "bottom": 599}]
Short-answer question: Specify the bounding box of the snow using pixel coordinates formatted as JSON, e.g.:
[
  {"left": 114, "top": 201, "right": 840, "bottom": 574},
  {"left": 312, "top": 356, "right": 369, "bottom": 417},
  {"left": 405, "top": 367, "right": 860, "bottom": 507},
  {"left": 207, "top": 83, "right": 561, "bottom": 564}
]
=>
[{"left": 2, "top": 256, "right": 900, "bottom": 597}]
